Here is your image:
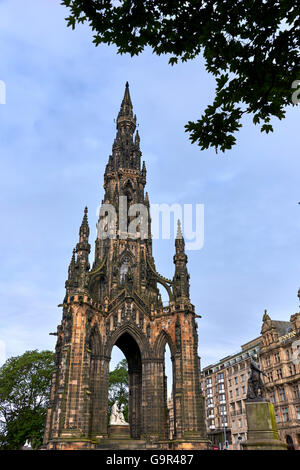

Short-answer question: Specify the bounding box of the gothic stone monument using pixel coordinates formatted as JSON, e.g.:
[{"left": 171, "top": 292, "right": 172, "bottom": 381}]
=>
[
  {"left": 242, "top": 353, "right": 286, "bottom": 450},
  {"left": 43, "top": 83, "right": 208, "bottom": 450}
]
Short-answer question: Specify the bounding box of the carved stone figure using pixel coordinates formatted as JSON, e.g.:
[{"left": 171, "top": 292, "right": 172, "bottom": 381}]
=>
[
  {"left": 246, "top": 354, "right": 268, "bottom": 401},
  {"left": 109, "top": 401, "right": 128, "bottom": 426}
]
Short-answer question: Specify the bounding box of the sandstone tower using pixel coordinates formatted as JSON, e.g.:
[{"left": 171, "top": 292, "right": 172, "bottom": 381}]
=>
[{"left": 43, "top": 83, "right": 207, "bottom": 450}]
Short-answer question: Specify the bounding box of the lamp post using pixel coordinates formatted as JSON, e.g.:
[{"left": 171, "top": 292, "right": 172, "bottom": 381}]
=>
[{"left": 222, "top": 418, "right": 227, "bottom": 450}]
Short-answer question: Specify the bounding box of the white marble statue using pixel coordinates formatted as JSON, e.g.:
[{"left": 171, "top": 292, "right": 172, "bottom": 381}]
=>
[{"left": 109, "top": 400, "right": 128, "bottom": 426}]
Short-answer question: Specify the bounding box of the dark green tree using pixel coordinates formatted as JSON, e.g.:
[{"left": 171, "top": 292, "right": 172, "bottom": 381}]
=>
[
  {"left": 0, "top": 350, "right": 54, "bottom": 449},
  {"left": 61, "top": 0, "right": 300, "bottom": 153},
  {"left": 108, "top": 359, "right": 129, "bottom": 422}
]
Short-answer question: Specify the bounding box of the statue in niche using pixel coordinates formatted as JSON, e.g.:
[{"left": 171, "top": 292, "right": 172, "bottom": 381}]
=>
[{"left": 109, "top": 400, "right": 128, "bottom": 426}]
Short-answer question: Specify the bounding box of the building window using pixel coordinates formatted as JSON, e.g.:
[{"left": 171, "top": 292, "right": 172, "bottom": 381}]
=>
[
  {"left": 235, "top": 376, "right": 238, "bottom": 385},
  {"left": 236, "top": 401, "right": 242, "bottom": 415},
  {"left": 219, "top": 394, "right": 226, "bottom": 403},
  {"left": 219, "top": 383, "right": 225, "bottom": 392},
  {"left": 228, "top": 379, "right": 232, "bottom": 387},
  {"left": 221, "top": 415, "right": 227, "bottom": 425},
  {"left": 218, "top": 372, "right": 224, "bottom": 381},
  {"left": 288, "top": 364, "right": 295, "bottom": 376},
  {"left": 269, "top": 391, "right": 276, "bottom": 404},
  {"left": 279, "top": 387, "right": 286, "bottom": 402},
  {"left": 286, "top": 349, "right": 290, "bottom": 360},
  {"left": 274, "top": 352, "right": 280, "bottom": 363},
  {"left": 206, "top": 378, "right": 212, "bottom": 386},
  {"left": 242, "top": 386, "right": 245, "bottom": 394},
  {"left": 236, "top": 388, "right": 239, "bottom": 396},
  {"left": 275, "top": 408, "right": 280, "bottom": 423},
  {"left": 293, "top": 384, "right": 300, "bottom": 400},
  {"left": 207, "top": 398, "right": 214, "bottom": 406},
  {"left": 276, "top": 368, "right": 283, "bottom": 380},
  {"left": 296, "top": 406, "right": 300, "bottom": 420},
  {"left": 230, "top": 390, "right": 233, "bottom": 399},
  {"left": 241, "top": 374, "right": 245, "bottom": 382},
  {"left": 282, "top": 407, "right": 289, "bottom": 423}
]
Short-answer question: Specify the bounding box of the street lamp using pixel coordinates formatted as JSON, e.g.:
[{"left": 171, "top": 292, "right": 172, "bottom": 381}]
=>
[{"left": 222, "top": 417, "right": 228, "bottom": 450}]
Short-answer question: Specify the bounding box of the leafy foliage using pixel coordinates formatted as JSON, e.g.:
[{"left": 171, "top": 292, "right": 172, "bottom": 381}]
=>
[
  {"left": 61, "top": 0, "right": 300, "bottom": 152},
  {"left": 108, "top": 359, "right": 129, "bottom": 422},
  {"left": 0, "top": 350, "right": 54, "bottom": 449}
]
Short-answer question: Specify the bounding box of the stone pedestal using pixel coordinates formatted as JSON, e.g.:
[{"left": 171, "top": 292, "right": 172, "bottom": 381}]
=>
[
  {"left": 242, "top": 401, "right": 286, "bottom": 450},
  {"left": 108, "top": 424, "right": 130, "bottom": 439}
]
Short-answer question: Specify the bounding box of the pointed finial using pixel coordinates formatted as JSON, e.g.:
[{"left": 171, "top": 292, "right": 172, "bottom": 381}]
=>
[
  {"left": 176, "top": 219, "right": 183, "bottom": 239},
  {"left": 119, "top": 82, "right": 133, "bottom": 116},
  {"left": 263, "top": 309, "right": 271, "bottom": 322},
  {"left": 68, "top": 248, "right": 76, "bottom": 276},
  {"left": 79, "top": 206, "right": 89, "bottom": 240},
  {"left": 135, "top": 129, "right": 140, "bottom": 145}
]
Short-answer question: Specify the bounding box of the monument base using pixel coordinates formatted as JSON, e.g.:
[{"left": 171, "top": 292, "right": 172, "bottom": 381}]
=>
[
  {"left": 242, "top": 401, "right": 286, "bottom": 450},
  {"left": 108, "top": 424, "right": 130, "bottom": 439}
]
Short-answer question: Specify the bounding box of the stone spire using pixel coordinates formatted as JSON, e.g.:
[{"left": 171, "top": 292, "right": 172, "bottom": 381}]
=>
[
  {"left": 68, "top": 248, "right": 76, "bottom": 278},
  {"left": 79, "top": 206, "right": 89, "bottom": 242},
  {"left": 110, "top": 82, "right": 140, "bottom": 172},
  {"left": 173, "top": 220, "right": 190, "bottom": 301},
  {"left": 116, "top": 81, "right": 136, "bottom": 132},
  {"left": 76, "top": 207, "right": 90, "bottom": 273},
  {"left": 175, "top": 220, "right": 185, "bottom": 253}
]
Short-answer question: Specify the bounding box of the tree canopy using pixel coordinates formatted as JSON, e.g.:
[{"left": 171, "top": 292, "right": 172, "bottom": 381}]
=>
[
  {"left": 0, "top": 350, "right": 54, "bottom": 449},
  {"left": 62, "top": 0, "right": 299, "bottom": 153},
  {"left": 108, "top": 358, "right": 129, "bottom": 422}
]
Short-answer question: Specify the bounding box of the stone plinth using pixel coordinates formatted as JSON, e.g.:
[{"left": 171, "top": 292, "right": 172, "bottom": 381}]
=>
[
  {"left": 108, "top": 424, "right": 130, "bottom": 439},
  {"left": 242, "top": 401, "right": 286, "bottom": 450}
]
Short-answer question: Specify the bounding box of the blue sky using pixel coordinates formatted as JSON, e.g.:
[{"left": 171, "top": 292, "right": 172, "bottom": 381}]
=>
[{"left": 0, "top": 0, "right": 300, "bottom": 372}]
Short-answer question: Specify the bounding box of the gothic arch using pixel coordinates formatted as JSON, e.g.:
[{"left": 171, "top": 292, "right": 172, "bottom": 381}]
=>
[
  {"left": 122, "top": 178, "right": 135, "bottom": 191},
  {"left": 118, "top": 248, "right": 135, "bottom": 266},
  {"left": 122, "top": 179, "right": 135, "bottom": 203},
  {"left": 105, "top": 321, "right": 151, "bottom": 360},
  {"left": 154, "top": 329, "right": 176, "bottom": 359}
]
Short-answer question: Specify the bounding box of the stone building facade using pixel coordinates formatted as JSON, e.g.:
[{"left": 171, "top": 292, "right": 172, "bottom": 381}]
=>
[
  {"left": 201, "top": 297, "right": 300, "bottom": 450},
  {"left": 260, "top": 307, "right": 300, "bottom": 450},
  {"left": 201, "top": 338, "right": 261, "bottom": 450},
  {"left": 43, "top": 84, "right": 207, "bottom": 450}
]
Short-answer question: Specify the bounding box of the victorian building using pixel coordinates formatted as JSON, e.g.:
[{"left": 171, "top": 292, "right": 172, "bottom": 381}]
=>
[
  {"left": 201, "top": 297, "right": 300, "bottom": 450},
  {"left": 260, "top": 306, "right": 300, "bottom": 450},
  {"left": 43, "top": 83, "right": 208, "bottom": 450},
  {"left": 201, "top": 337, "right": 261, "bottom": 450}
]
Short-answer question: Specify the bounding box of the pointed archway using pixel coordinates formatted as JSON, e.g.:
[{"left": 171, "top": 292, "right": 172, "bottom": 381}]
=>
[{"left": 111, "top": 332, "right": 142, "bottom": 439}]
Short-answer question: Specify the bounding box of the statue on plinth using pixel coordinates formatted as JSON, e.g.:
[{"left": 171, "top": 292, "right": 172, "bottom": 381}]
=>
[
  {"left": 246, "top": 353, "right": 268, "bottom": 401},
  {"left": 109, "top": 400, "right": 128, "bottom": 426}
]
